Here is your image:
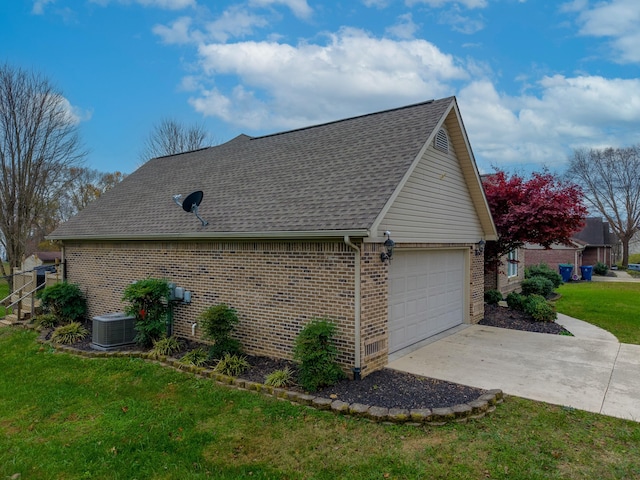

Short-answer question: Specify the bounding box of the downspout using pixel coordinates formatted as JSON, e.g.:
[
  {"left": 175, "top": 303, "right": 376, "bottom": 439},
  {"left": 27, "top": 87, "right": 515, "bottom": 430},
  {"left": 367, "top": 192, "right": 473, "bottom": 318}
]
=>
[{"left": 343, "top": 236, "right": 362, "bottom": 380}]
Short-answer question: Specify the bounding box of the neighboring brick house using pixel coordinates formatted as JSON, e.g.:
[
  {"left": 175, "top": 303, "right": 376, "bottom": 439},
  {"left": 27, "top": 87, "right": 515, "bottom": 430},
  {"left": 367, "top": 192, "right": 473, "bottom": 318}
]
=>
[
  {"left": 48, "top": 97, "right": 497, "bottom": 378},
  {"left": 525, "top": 217, "right": 619, "bottom": 276}
]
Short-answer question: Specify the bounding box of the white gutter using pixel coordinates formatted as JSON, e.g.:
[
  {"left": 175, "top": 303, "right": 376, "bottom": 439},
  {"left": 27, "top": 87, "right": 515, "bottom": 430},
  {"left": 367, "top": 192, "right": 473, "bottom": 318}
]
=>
[
  {"left": 343, "top": 235, "right": 362, "bottom": 380},
  {"left": 46, "top": 229, "right": 370, "bottom": 242}
]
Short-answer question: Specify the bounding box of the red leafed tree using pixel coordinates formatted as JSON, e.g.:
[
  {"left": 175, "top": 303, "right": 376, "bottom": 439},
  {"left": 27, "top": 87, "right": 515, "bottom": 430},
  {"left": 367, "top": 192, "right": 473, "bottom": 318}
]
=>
[{"left": 482, "top": 170, "right": 588, "bottom": 266}]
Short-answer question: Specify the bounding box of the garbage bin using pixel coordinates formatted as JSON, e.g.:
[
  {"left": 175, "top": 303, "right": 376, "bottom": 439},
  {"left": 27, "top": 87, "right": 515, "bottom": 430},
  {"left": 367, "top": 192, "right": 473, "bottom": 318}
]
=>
[
  {"left": 580, "top": 265, "right": 593, "bottom": 281},
  {"left": 559, "top": 264, "right": 574, "bottom": 282}
]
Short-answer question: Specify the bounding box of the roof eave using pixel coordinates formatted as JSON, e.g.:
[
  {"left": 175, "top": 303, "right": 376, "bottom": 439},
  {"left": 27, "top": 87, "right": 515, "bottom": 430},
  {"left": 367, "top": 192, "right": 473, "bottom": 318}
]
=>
[{"left": 46, "top": 229, "right": 371, "bottom": 242}]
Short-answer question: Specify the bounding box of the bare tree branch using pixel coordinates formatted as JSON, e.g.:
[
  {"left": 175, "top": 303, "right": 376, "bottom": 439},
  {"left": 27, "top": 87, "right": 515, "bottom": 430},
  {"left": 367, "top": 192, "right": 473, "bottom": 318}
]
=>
[
  {"left": 0, "top": 63, "right": 87, "bottom": 275},
  {"left": 567, "top": 146, "right": 640, "bottom": 267},
  {"left": 138, "top": 118, "right": 214, "bottom": 163}
]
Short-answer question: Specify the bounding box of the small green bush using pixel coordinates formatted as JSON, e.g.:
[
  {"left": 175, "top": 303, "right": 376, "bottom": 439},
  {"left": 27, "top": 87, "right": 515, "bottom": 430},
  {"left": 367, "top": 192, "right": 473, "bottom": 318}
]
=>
[
  {"left": 484, "top": 289, "right": 503, "bottom": 305},
  {"left": 525, "top": 263, "right": 563, "bottom": 288},
  {"left": 122, "top": 278, "right": 170, "bottom": 347},
  {"left": 150, "top": 336, "right": 183, "bottom": 358},
  {"left": 524, "top": 294, "right": 557, "bottom": 322},
  {"left": 179, "top": 347, "right": 209, "bottom": 367},
  {"left": 199, "top": 304, "right": 242, "bottom": 358},
  {"left": 51, "top": 322, "right": 89, "bottom": 344},
  {"left": 293, "top": 318, "right": 345, "bottom": 392},
  {"left": 593, "top": 262, "right": 608, "bottom": 276},
  {"left": 265, "top": 367, "right": 294, "bottom": 388},
  {"left": 214, "top": 353, "right": 250, "bottom": 377},
  {"left": 34, "top": 313, "right": 59, "bottom": 328},
  {"left": 37, "top": 282, "right": 87, "bottom": 323},
  {"left": 521, "top": 276, "right": 555, "bottom": 297},
  {"left": 506, "top": 292, "right": 526, "bottom": 311}
]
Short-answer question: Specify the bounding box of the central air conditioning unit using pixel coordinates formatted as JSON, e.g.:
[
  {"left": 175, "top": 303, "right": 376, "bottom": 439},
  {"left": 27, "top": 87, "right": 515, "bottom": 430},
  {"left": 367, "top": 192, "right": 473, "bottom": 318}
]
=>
[{"left": 91, "top": 312, "right": 137, "bottom": 351}]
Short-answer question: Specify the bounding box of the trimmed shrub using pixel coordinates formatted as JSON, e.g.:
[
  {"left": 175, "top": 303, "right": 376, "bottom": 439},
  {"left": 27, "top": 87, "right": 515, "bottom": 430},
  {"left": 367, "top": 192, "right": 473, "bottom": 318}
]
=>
[
  {"left": 122, "top": 278, "right": 170, "bottom": 347},
  {"left": 214, "top": 353, "right": 250, "bottom": 377},
  {"left": 521, "top": 276, "right": 555, "bottom": 297},
  {"left": 593, "top": 261, "right": 608, "bottom": 276},
  {"left": 51, "top": 322, "right": 89, "bottom": 344},
  {"left": 484, "top": 289, "right": 503, "bottom": 305},
  {"left": 524, "top": 294, "right": 557, "bottom": 322},
  {"left": 506, "top": 292, "right": 526, "bottom": 312},
  {"left": 525, "top": 263, "right": 563, "bottom": 288},
  {"left": 37, "top": 282, "right": 87, "bottom": 323},
  {"left": 293, "top": 318, "right": 345, "bottom": 392},
  {"left": 199, "top": 304, "right": 242, "bottom": 358}
]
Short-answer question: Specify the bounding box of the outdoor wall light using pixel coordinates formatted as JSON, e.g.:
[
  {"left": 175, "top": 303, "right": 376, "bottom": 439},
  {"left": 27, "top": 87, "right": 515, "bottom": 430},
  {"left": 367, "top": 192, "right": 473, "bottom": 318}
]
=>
[
  {"left": 380, "top": 231, "right": 395, "bottom": 263},
  {"left": 475, "top": 239, "right": 486, "bottom": 256}
]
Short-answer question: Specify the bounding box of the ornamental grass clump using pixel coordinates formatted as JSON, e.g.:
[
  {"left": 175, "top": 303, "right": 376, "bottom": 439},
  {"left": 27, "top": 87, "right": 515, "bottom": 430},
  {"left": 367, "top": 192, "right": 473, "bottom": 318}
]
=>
[
  {"left": 179, "top": 347, "right": 209, "bottom": 367},
  {"left": 150, "top": 335, "right": 183, "bottom": 358},
  {"left": 214, "top": 353, "right": 250, "bottom": 377},
  {"left": 51, "top": 321, "right": 89, "bottom": 344},
  {"left": 264, "top": 367, "right": 294, "bottom": 388},
  {"left": 293, "top": 318, "right": 345, "bottom": 392}
]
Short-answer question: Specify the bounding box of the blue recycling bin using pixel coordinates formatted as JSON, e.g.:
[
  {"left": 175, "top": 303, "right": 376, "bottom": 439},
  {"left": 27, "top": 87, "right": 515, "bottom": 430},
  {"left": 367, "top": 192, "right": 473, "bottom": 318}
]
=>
[
  {"left": 559, "top": 264, "right": 573, "bottom": 282},
  {"left": 580, "top": 265, "right": 593, "bottom": 281}
]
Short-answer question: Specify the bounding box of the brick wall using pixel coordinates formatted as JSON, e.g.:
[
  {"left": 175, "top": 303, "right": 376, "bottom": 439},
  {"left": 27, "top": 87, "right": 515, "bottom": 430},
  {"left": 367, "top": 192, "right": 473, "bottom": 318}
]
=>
[
  {"left": 484, "top": 248, "right": 525, "bottom": 296},
  {"left": 525, "top": 247, "right": 580, "bottom": 275},
  {"left": 64, "top": 239, "right": 485, "bottom": 378},
  {"left": 65, "top": 240, "right": 361, "bottom": 372}
]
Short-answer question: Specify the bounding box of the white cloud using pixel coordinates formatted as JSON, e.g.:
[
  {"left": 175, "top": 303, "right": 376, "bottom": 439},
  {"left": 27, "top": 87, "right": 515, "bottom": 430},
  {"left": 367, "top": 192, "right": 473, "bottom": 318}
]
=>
[
  {"left": 572, "top": 0, "right": 640, "bottom": 63},
  {"left": 205, "top": 6, "right": 269, "bottom": 42},
  {"left": 362, "top": 0, "right": 390, "bottom": 7},
  {"left": 439, "top": 10, "right": 485, "bottom": 34},
  {"left": 458, "top": 75, "right": 640, "bottom": 169},
  {"left": 153, "top": 16, "right": 198, "bottom": 44},
  {"left": 405, "top": 0, "right": 488, "bottom": 9},
  {"left": 189, "top": 27, "right": 468, "bottom": 130},
  {"left": 248, "top": 0, "right": 313, "bottom": 19},
  {"left": 385, "top": 13, "right": 420, "bottom": 39},
  {"left": 32, "top": 0, "right": 55, "bottom": 14},
  {"left": 89, "top": 0, "right": 195, "bottom": 9}
]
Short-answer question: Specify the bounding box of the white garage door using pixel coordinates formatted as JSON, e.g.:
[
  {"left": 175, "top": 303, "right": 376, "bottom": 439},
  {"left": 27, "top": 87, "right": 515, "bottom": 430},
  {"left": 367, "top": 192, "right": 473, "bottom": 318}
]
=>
[{"left": 388, "top": 249, "right": 465, "bottom": 353}]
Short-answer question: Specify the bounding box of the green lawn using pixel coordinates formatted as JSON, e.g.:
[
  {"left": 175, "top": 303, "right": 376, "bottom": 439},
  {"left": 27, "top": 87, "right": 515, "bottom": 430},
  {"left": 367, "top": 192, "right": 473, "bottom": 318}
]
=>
[
  {"left": 556, "top": 282, "right": 640, "bottom": 344},
  {"left": 1, "top": 328, "right": 640, "bottom": 479}
]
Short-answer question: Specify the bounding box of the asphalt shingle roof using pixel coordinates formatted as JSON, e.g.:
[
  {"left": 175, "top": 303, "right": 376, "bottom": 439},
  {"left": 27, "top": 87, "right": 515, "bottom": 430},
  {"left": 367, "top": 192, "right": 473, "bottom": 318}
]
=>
[{"left": 49, "top": 97, "right": 455, "bottom": 239}]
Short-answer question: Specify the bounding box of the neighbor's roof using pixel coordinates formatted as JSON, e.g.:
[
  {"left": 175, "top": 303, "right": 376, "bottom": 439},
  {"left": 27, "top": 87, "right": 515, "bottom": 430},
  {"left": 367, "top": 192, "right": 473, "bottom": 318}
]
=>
[
  {"left": 49, "top": 97, "right": 482, "bottom": 241},
  {"left": 573, "top": 217, "right": 617, "bottom": 247}
]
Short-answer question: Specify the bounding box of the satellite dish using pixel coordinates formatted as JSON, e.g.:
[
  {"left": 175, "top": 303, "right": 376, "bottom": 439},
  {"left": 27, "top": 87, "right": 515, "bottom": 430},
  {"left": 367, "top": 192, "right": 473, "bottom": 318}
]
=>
[{"left": 172, "top": 190, "right": 209, "bottom": 226}]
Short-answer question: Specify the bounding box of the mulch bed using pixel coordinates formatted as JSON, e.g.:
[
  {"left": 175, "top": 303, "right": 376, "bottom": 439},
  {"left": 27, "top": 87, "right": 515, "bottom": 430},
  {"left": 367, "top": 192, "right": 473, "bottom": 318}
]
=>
[{"left": 54, "top": 304, "right": 569, "bottom": 410}]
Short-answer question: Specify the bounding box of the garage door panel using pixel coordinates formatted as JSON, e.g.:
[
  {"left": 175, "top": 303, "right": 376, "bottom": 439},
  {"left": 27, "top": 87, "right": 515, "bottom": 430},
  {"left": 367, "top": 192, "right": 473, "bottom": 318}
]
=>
[{"left": 389, "top": 250, "right": 465, "bottom": 353}]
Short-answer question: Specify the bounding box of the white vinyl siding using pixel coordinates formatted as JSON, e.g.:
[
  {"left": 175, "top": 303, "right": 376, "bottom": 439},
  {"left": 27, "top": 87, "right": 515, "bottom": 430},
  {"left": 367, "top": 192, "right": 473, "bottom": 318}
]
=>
[{"left": 379, "top": 125, "right": 483, "bottom": 243}]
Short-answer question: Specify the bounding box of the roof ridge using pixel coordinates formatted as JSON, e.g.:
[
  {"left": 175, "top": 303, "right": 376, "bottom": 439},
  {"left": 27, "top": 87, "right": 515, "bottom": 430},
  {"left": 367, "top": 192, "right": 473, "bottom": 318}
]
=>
[{"left": 252, "top": 98, "right": 446, "bottom": 141}]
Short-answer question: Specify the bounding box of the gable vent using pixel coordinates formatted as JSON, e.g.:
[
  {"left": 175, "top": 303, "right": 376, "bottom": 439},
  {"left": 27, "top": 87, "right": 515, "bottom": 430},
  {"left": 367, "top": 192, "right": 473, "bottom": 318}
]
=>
[{"left": 434, "top": 128, "right": 449, "bottom": 153}]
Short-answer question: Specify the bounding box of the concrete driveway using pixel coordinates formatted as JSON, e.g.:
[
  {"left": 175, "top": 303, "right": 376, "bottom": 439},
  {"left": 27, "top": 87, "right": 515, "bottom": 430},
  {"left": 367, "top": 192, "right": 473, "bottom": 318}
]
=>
[{"left": 388, "top": 314, "right": 640, "bottom": 422}]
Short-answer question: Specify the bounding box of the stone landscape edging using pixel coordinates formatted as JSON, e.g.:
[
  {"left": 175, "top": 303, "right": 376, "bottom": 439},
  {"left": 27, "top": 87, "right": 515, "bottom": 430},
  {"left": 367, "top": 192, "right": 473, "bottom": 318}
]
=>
[{"left": 38, "top": 330, "right": 504, "bottom": 426}]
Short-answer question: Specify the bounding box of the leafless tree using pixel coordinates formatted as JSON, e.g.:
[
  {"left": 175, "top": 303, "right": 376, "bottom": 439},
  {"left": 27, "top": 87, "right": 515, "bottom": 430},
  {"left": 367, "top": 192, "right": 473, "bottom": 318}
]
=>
[
  {"left": 0, "top": 64, "right": 86, "bottom": 276},
  {"left": 567, "top": 146, "right": 640, "bottom": 267},
  {"left": 139, "top": 118, "right": 213, "bottom": 163}
]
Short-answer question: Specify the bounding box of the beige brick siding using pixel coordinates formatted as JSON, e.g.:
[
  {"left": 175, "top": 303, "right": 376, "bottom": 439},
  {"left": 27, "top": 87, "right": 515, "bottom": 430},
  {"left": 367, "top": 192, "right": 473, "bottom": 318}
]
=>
[
  {"left": 484, "top": 248, "right": 525, "bottom": 296},
  {"left": 63, "top": 238, "right": 485, "bottom": 377}
]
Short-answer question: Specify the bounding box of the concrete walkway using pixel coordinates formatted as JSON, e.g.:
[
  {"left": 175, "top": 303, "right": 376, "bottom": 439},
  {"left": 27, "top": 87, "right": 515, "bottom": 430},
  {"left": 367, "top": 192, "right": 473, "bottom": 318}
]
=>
[
  {"left": 388, "top": 315, "right": 640, "bottom": 422},
  {"left": 591, "top": 270, "right": 640, "bottom": 282}
]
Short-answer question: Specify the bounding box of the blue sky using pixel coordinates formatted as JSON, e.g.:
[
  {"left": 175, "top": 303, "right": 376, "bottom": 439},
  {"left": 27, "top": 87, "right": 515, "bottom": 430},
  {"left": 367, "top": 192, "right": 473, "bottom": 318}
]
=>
[{"left": 2, "top": 0, "right": 640, "bottom": 175}]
